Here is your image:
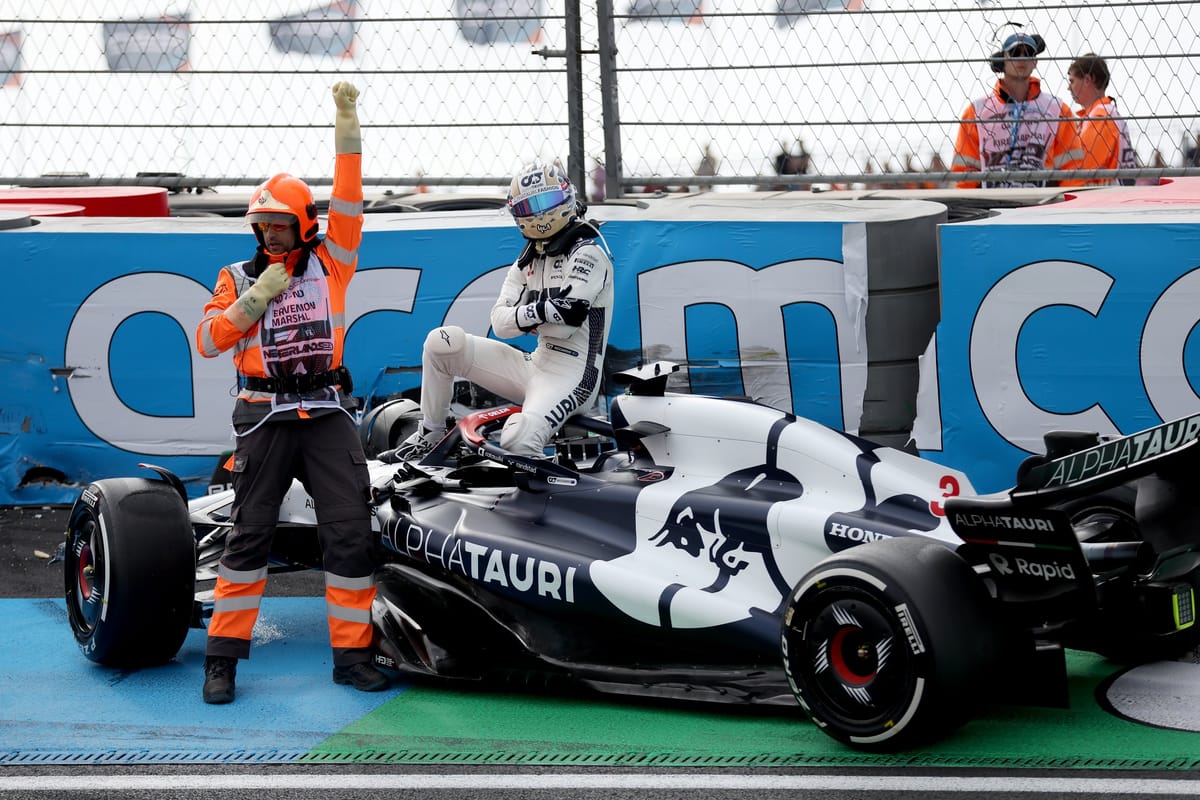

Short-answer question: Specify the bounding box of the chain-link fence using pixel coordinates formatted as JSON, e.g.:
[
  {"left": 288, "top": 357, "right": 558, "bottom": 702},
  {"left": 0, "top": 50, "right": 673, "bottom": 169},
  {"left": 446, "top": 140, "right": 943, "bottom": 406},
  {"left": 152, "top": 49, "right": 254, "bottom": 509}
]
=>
[{"left": 1, "top": 0, "right": 1198, "bottom": 196}]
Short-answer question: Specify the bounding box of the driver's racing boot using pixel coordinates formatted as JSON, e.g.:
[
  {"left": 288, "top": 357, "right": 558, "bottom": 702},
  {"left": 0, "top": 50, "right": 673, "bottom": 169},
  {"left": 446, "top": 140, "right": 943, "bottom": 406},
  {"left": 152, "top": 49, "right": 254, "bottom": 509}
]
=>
[
  {"left": 394, "top": 424, "right": 444, "bottom": 462},
  {"left": 332, "top": 661, "right": 390, "bottom": 692},
  {"left": 202, "top": 655, "right": 237, "bottom": 704}
]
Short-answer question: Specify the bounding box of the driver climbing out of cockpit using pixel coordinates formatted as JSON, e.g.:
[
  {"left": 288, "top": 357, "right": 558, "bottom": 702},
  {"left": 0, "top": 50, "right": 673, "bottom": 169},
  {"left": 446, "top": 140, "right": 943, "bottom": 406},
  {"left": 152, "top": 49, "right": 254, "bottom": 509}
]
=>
[{"left": 390, "top": 160, "right": 615, "bottom": 460}]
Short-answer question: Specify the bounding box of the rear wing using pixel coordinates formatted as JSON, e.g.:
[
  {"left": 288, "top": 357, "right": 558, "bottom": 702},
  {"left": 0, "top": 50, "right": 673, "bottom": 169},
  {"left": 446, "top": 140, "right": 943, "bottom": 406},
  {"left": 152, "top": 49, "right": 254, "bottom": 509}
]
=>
[
  {"left": 1012, "top": 412, "right": 1200, "bottom": 502},
  {"left": 945, "top": 494, "right": 1098, "bottom": 620}
]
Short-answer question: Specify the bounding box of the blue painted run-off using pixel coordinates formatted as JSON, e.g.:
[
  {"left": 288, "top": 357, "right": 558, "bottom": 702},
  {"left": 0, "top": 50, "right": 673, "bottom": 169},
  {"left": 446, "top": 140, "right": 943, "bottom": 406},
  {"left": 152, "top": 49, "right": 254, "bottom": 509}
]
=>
[{"left": 0, "top": 598, "right": 401, "bottom": 759}]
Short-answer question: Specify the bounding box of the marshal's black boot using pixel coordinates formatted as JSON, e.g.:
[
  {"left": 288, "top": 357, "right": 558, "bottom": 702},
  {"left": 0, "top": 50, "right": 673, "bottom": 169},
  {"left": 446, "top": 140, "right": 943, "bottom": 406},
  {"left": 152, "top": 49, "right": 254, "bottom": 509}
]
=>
[{"left": 202, "top": 655, "right": 237, "bottom": 704}]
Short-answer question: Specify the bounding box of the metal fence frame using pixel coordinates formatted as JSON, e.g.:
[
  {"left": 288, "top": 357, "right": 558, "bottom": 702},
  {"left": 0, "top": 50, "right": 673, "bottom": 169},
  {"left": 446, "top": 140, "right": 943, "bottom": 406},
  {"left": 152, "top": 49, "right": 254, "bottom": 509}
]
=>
[{"left": 1, "top": 2, "right": 1199, "bottom": 196}]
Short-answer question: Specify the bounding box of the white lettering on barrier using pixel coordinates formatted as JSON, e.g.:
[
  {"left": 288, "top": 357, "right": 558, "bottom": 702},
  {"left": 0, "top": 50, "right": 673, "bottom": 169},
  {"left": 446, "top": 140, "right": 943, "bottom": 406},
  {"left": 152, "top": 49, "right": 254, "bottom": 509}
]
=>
[
  {"left": 440, "top": 266, "right": 508, "bottom": 335},
  {"left": 1142, "top": 268, "right": 1200, "bottom": 421},
  {"left": 636, "top": 252, "right": 869, "bottom": 435},
  {"left": 63, "top": 259, "right": 864, "bottom": 462},
  {"left": 957, "top": 261, "right": 1200, "bottom": 465},
  {"left": 969, "top": 261, "right": 1120, "bottom": 454},
  {"left": 64, "top": 272, "right": 228, "bottom": 455},
  {"left": 65, "top": 267, "right": 421, "bottom": 456},
  {"left": 60, "top": 257, "right": 1200, "bottom": 480}
]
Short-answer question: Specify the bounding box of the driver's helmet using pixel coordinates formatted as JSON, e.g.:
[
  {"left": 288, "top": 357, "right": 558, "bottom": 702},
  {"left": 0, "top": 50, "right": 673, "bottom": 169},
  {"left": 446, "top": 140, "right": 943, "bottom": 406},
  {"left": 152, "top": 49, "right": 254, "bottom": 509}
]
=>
[
  {"left": 507, "top": 161, "right": 578, "bottom": 240},
  {"left": 246, "top": 173, "right": 319, "bottom": 244}
]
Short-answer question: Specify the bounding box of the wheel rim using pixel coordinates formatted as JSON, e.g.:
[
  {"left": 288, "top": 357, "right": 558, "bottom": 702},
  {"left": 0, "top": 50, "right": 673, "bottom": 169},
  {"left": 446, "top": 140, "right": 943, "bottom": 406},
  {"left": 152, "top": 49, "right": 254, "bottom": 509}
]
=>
[
  {"left": 68, "top": 515, "right": 106, "bottom": 634},
  {"left": 1071, "top": 504, "right": 1137, "bottom": 543},
  {"left": 827, "top": 623, "right": 881, "bottom": 686},
  {"left": 791, "top": 591, "right": 917, "bottom": 729}
]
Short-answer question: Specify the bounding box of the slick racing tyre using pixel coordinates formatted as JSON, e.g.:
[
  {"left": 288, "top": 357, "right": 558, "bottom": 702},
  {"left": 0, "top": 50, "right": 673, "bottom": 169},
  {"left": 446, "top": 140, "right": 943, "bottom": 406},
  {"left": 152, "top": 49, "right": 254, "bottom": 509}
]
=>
[
  {"left": 781, "top": 537, "right": 1000, "bottom": 750},
  {"left": 64, "top": 478, "right": 196, "bottom": 667},
  {"left": 360, "top": 397, "right": 422, "bottom": 458}
]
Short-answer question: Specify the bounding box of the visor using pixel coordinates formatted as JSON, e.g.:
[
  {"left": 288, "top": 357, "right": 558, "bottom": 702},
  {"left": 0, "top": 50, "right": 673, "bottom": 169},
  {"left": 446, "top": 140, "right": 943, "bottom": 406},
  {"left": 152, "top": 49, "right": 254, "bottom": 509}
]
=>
[
  {"left": 509, "top": 185, "right": 571, "bottom": 218},
  {"left": 247, "top": 211, "right": 297, "bottom": 226}
]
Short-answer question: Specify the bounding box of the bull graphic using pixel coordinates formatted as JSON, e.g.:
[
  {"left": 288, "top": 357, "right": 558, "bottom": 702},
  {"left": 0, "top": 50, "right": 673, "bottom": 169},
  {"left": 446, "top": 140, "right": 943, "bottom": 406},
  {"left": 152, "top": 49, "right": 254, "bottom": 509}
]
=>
[
  {"left": 588, "top": 425, "right": 804, "bottom": 631},
  {"left": 649, "top": 465, "right": 800, "bottom": 627}
]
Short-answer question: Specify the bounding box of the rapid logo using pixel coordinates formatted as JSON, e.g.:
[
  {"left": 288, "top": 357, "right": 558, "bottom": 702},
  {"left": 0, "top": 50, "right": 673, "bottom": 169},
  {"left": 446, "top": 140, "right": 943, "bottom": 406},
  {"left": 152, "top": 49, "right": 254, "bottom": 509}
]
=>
[{"left": 988, "top": 552, "right": 1077, "bottom": 582}]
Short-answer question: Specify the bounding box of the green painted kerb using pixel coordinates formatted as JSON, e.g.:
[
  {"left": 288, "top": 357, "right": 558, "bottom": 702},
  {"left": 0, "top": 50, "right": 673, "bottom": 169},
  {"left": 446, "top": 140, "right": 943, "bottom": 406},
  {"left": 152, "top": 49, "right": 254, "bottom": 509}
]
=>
[{"left": 304, "top": 652, "right": 1200, "bottom": 769}]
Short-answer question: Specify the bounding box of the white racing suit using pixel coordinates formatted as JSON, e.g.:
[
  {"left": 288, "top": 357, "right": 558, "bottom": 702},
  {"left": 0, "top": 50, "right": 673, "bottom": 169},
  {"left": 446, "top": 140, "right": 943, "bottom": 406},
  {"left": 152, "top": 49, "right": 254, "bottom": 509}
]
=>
[{"left": 417, "top": 220, "right": 613, "bottom": 457}]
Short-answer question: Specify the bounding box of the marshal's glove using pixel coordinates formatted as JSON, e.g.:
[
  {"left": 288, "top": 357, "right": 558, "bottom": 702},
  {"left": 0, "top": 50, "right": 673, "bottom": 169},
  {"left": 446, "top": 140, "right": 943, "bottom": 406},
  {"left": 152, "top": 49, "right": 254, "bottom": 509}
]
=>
[
  {"left": 232, "top": 262, "right": 290, "bottom": 326},
  {"left": 332, "top": 81, "right": 361, "bottom": 154}
]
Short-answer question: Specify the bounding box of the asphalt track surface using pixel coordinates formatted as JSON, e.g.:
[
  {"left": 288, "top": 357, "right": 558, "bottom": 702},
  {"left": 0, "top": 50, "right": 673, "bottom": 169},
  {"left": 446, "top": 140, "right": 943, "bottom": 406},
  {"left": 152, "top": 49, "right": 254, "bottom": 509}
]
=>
[{"left": 5, "top": 505, "right": 1200, "bottom": 799}]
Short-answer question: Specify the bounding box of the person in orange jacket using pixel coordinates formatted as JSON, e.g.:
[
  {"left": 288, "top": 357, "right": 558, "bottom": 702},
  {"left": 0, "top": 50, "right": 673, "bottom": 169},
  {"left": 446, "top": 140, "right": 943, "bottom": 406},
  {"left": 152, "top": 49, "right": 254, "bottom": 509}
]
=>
[
  {"left": 952, "top": 29, "right": 1083, "bottom": 188},
  {"left": 1060, "top": 53, "right": 1138, "bottom": 187},
  {"left": 194, "top": 81, "right": 388, "bottom": 704}
]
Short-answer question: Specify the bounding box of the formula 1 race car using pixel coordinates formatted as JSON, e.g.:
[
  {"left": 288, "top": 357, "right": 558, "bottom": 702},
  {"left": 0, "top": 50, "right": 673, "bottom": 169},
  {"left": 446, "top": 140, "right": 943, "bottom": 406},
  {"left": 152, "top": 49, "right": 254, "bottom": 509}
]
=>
[{"left": 62, "top": 362, "right": 1200, "bottom": 750}]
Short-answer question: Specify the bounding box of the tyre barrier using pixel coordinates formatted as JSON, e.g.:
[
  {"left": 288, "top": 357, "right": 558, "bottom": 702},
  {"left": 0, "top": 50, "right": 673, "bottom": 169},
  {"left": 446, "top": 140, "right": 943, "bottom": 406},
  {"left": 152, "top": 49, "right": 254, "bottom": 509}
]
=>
[{"left": 857, "top": 202, "right": 945, "bottom": 449}]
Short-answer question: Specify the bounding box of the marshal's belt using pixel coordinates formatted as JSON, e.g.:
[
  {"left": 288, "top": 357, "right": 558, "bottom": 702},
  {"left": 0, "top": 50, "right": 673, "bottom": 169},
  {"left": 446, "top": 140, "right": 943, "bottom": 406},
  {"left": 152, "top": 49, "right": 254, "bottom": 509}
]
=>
[{"left": 241, "top": 366, "right": 353, "bottom": 394}]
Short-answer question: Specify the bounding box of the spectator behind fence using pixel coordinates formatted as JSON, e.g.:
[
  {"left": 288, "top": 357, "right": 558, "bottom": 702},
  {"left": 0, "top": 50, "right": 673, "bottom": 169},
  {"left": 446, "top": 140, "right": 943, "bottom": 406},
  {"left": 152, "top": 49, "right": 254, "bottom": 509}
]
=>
[
  {"left": 695, "top": 143, "right": 718, "bottom": 191},
  {"left": 952, "top": 29, "right": 1082, "bottom": 188},
  {"left": 762, "top": 141, "right": 812, "bottom": 191},
  {"left": 1137, "top": 148, "right": 1167, "bottom": 185},
  {"left": 1060, "top": 53, "right": 1137, "bottom": 186},
  {"left": 925, "top": 153, "right": 951, "bottom": 188},
  {"left": 1184, "top": 130, "right": 1200, "bottom": 167},
  {"left": 590, "top": 157, "right": 606, "bottom": 203}
]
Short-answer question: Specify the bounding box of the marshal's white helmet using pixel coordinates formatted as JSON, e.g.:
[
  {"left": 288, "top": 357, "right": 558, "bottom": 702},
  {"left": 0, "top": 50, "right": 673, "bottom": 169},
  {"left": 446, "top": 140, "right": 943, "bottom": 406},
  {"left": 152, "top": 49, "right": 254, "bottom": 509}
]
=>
[{"left": 507, "top": 161, "right": 578, "bottom": 240}]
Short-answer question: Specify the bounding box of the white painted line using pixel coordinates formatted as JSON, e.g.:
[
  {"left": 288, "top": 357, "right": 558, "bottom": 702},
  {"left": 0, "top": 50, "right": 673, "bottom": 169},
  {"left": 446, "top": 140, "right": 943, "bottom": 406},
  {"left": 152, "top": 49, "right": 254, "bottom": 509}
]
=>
[
  {"left": 2, "top": 773, "right": 1200, "bottom": 794},
  {"left": 1105, "top": 660, "right": 1200, "bottom": 732}
]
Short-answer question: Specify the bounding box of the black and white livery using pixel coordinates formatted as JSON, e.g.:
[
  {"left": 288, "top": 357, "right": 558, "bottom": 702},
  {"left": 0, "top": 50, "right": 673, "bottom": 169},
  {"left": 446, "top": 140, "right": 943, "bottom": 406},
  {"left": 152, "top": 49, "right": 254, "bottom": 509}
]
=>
[{"left": 63, "top": 362, "right": 1200, "bottom": 750}]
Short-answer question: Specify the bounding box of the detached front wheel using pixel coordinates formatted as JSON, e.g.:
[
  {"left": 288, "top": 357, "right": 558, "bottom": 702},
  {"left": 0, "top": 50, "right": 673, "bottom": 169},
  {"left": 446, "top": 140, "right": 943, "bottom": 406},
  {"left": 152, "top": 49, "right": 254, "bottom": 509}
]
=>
[
  {"left": 781, "top": 537, "right": 1000, "bottom": 750},
  {"left": 64, "top": 477, "right": 196, "bottom": 667}
]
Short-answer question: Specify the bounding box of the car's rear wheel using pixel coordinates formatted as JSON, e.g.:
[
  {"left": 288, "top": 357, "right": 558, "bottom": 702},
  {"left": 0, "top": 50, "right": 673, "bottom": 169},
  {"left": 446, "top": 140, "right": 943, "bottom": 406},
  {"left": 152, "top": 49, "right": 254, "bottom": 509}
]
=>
[
  {"left": 781, "top": 537, "right": 1000, "bottom": 750},
  {"left": 360, "top": 397, "right": 422, "bottom": 458},
  {"left": 64, "top": 478, "right": 196, "bottom": 667},
  {"left": 1060, "top": 487, "right": 1138, "bottom": 543}
]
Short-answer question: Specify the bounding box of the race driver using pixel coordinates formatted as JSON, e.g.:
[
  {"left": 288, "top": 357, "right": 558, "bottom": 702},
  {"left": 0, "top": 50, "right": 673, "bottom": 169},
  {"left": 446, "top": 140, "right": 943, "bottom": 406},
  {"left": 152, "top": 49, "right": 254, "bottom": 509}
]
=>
[{"left": 393, "top": 160, "right": 614, "bottom": 460}]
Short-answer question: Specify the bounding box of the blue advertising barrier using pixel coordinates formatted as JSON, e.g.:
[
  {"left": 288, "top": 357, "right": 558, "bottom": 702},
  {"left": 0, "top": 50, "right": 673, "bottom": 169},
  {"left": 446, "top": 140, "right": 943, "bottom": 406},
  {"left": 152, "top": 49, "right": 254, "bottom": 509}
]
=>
[
  {"left": 914, "top": 178, "right": 1200, "bottom": 493},
  {"left": 0, "top": 196, "right": 944, "bottom": 504}
]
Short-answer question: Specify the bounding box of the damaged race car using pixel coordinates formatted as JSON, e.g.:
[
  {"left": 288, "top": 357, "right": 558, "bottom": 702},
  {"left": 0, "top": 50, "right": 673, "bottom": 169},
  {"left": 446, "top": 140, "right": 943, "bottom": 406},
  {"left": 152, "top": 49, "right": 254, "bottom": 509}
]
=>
[{"left": 62, "top": 362, "right": 1200, "bottom": 749}]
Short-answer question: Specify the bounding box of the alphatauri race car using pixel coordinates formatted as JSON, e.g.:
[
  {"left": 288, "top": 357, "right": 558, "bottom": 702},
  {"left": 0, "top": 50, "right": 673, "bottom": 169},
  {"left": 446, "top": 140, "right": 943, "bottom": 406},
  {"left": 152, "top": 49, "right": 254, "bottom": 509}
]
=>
[{"left": 63, "top": 362, "right": 1200, "bottom": 749}]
